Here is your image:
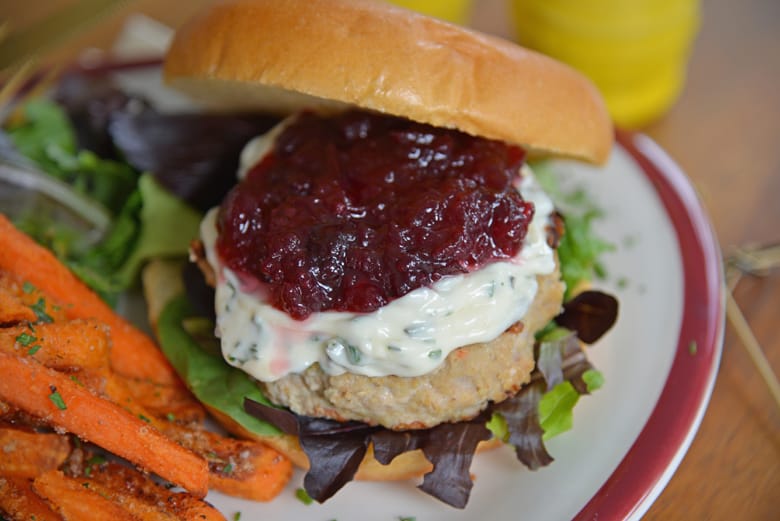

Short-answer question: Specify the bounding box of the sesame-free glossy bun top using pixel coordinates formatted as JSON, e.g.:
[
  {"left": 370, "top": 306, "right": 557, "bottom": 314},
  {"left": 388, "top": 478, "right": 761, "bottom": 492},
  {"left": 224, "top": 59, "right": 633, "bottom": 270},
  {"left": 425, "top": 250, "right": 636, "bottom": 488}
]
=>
[{"left": 163, "top": 0, "right": 613, "bottom": 164}]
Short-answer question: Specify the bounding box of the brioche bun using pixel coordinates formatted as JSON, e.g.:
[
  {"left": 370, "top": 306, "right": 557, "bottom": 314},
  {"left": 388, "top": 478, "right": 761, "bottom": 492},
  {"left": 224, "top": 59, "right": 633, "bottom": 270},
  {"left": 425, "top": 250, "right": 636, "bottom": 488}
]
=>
[{"left": 163, "top": 0, "right": 612, "bottom": 164}]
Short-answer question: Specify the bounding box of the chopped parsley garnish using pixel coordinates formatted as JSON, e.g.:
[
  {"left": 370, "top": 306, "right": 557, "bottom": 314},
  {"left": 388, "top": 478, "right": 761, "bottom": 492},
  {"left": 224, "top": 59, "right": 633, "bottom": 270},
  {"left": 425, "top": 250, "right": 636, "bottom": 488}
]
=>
[
  {"left": 15, "top": 332, "right": 36, "bottom": 346},
  {"left": 27, "top": 344, "right": 42, "bottom": 356},
  {"left": 30, "top": 298, "right": 54, "bottom": 323},
  {"left": 48, "top": 389, "right": 67, "bottom": 410},
  {"left": 232, "top": 513, "right": 242, "bottom": 521},
  {"left": 22, "top": 281, "right": 36, "bottom": 294},
  {"left": 345, "top": 343, "right": 361, "bottom": 365},
  {"left": 398, "top": 517, "right": 417, "bottom": 521},
  {"left": 166, "top": 412, "right": 176, "bottom": 422},
  {"left": 688, "top": 340, "right": 698, "bottom": 355},
  {"left": 84, "top": 455, "right": 106, "bottom": 477},
  {"left": 222, "top": 463, "right": 233, "bottom": 474},
  {"left": 138, "top": 414, "right": 151, "bottom": 423}
]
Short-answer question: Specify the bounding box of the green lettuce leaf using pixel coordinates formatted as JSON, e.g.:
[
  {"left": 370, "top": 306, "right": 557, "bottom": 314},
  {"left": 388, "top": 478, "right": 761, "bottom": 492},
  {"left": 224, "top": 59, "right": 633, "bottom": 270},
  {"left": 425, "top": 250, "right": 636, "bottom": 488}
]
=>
[
  {"left": 557, "top": 211, "right": 614, "bottom": 299},
  {"left": 66, "top": 174, "right": 202, "bottom": 304},
  {"left": 538, "top": 381, "right": 579, "bottom": 440},
  {"left": 157, "top": 294, "right": 280, "bottom": 436},
  {"left": 114, "top": 174, "right": 202, "bottom": 284},
  {"left": 486, "top": 411, "right": 509, "bottom": 442},
  {"left": 537, "top": 369, "right": 605, "bottom": 440},
  {"left": 7, "top": 99, "right": 136, "bottom": 212},
  {"left": 582, "top": 369, "right": 605, "bottom": 393},
  {"left": 6, "top": 99, "right": 76, "bottom": 167},
  {"left": 532, "top": 161, "right": 614, "bottom": 299}
]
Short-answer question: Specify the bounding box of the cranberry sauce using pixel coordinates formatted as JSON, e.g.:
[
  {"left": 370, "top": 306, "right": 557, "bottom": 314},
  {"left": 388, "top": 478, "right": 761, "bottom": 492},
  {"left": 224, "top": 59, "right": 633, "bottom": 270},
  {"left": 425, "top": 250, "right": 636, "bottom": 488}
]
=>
[{"left": 216, "top": 110, "right": 533, "bottom": 319}]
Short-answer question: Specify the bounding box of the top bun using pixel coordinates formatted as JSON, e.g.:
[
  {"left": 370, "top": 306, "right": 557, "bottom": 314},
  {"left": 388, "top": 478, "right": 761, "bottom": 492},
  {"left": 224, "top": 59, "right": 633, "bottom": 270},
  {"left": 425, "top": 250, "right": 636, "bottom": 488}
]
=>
[{"left": 164, "top": 0, "right": 613, "bottom": 164}]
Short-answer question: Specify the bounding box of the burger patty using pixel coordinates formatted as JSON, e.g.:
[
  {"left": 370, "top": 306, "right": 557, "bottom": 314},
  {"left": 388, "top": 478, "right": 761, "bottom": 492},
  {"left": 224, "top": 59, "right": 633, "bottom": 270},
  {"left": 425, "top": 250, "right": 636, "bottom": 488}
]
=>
[{"left": 261, "top": 263, "right": 565, "bottom": 430}]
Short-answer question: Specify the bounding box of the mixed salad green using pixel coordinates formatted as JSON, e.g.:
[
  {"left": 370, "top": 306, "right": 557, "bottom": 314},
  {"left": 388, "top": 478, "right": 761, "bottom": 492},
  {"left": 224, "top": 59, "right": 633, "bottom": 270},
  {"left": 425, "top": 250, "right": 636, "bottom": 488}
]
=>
[{"left": 5, "top": 99, "right": 201, "bottom": 305}]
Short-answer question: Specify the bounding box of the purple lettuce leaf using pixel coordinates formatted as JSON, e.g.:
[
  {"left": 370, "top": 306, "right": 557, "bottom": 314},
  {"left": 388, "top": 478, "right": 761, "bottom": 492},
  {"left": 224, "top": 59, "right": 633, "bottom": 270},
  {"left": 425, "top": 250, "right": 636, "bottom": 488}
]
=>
[
  {"left": 370, "top": 429, "right": 425, "bottom": 465},
  {"left": 559, "top": 334, "right": 597, "bottom": 395},
  {"left": 53, "top": 72, "right": 152, "bottom": 159},
  {"left": 244, "top": 397, "right": 493, "bottom": 508},
  {"left": 243, "top": 396, "right": 301, "bottom": 436},
  {"left": 536, "top": 339, "right": 564, "bottom": 391},
  {"left": 555, "top": 290, "right": 618, "bottom": 344},
  {"left": 109, "top": 112, "right": 280, "bottom": 211},
  {"left": 493, "top": 379, "right": 554, "bottom": 470},
  {"left": 417, "top": 417, "right": 493, "bottom": 508},
  {"left": 300, "top": 425, "right": 372, "bottom": 503}
]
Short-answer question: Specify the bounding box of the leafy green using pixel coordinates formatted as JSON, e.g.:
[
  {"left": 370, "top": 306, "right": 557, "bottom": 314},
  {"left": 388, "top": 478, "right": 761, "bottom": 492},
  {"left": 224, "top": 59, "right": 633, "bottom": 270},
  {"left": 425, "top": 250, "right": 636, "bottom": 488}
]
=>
[
  {"left": 13, "top": 211, "right": 87, "bottom": 260},
  {"left": 6, "top": 99, "right": 136, "bottom": 212},
  {"left": 538, "top": 381, "right": 579, "bottom": 440},
  {"left": 64, "top": 174, "right": 202, "bottom": 304},
  {"left": 538, "top": 369, "right": 605, "bottom": 440},
  {"left": 485, "top": 411, "right": 509, "bottom": 442},
  {"left": 532, "top": 161, "right": 614, "bottom": 299},
  {"left": 115, "top": 174, "right": 202, "bottom": 283},
  {"left": 6, "top": 99, "right": 76, "bottom": 167},
  {"left": 535, "top": 323, "right": 572, "bottom": 342},
  {"left": 582, "top": 369, "right": 605, "bottom": 392},
  {"left": 557, "top": 211, "right": 614, "bottom": 299},
  {"left": 295, "top": 487, "right": 314, "bottom": 505},
  {"left": 157, "top": 294, "right": 280, "bottom": 437},
  {"left": 4, "top": 99, "right": 200, "bottom": 304}
]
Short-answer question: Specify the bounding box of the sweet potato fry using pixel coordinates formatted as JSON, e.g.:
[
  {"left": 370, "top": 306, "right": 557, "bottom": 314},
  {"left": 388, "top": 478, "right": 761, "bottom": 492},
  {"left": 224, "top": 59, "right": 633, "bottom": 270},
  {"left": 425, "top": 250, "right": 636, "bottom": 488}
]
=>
[
  {"left": 0, "top": 215, "right": 177, "bottom": 385},
  {"left": 0, "top": 320, "right": 110, "bottom": 372},
  {"left": 0, "top": 426, "right": 71, "bottom": 478},
  {"left": 68, "top": 476, "right": 178, "bottom": 521},
  {"left": 33, "top": 470, "right": 138, "bottom": 521},
  {"left": 0, "top": 476, "right": 61, "bottom": 521},
  {"left": 0, "top": 286, "right": 37, "bottom": 324},
  {"left": 0, "top": 271, "right": 68, "bottom": 324},
  {"left": 99, "top": 375, "right": 291, "bottom": 501},
  {"left": 82, "top": 461, "right": 226, "bottom": 521},
  {"left": 206, "top": 435, "right": 293, "bottom": 501},
  {"left": 0, "top": 352, "right": 209, "bottom": 497},
  {"left": 158, "top": 424, "right": 293, "bottom": 501},
  {"left": 113, "top": 375, "right": 207, "bottom": 425}
]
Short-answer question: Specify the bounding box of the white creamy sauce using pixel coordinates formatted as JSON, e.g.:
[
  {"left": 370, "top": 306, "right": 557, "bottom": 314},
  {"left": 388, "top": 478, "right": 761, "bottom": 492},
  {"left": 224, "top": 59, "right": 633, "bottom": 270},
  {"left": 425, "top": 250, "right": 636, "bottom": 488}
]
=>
[
  {"left": 202, "top": 127, "right": 557, "bottom": 382},
  {"left": 237, "top": 118, "right": 292, "bottom": 180}
]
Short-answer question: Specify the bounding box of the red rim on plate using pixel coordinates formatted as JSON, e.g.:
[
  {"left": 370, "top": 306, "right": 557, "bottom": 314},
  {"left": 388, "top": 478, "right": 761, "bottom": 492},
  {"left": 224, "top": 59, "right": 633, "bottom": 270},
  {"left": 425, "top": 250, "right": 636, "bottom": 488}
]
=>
[{"left": 573, "top": 132, "right": 725, "bottom": 520}]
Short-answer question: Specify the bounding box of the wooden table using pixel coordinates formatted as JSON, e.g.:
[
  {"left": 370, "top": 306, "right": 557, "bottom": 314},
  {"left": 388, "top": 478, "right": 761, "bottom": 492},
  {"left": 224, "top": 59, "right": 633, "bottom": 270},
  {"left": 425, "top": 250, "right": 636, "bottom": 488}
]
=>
[
  {"left": 4, "top": 0, "right": 779, "bottom": 519},
  {"left": 630, "top": 2, "right": 780, "bottom": 518}
]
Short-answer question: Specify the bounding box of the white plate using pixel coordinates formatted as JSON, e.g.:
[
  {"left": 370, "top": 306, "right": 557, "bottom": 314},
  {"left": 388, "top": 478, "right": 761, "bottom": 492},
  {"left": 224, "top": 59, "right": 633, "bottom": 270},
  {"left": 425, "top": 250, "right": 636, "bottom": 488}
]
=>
[
  {"left": 191, "top": 132, "right": 722, "bottom": 521},
  {"left": 81, "top": 54, "right": 723, "bottom": 520}
]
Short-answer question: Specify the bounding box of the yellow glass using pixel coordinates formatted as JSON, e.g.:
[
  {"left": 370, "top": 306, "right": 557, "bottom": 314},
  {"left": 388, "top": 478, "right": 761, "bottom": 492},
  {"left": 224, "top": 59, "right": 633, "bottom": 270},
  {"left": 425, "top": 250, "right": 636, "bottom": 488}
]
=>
[
  {"left": 389, "top": 0, "right": 473, "bottom": 25},
  {"left": 511, "top": 0, "right": 700, "bottom": 128}
]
